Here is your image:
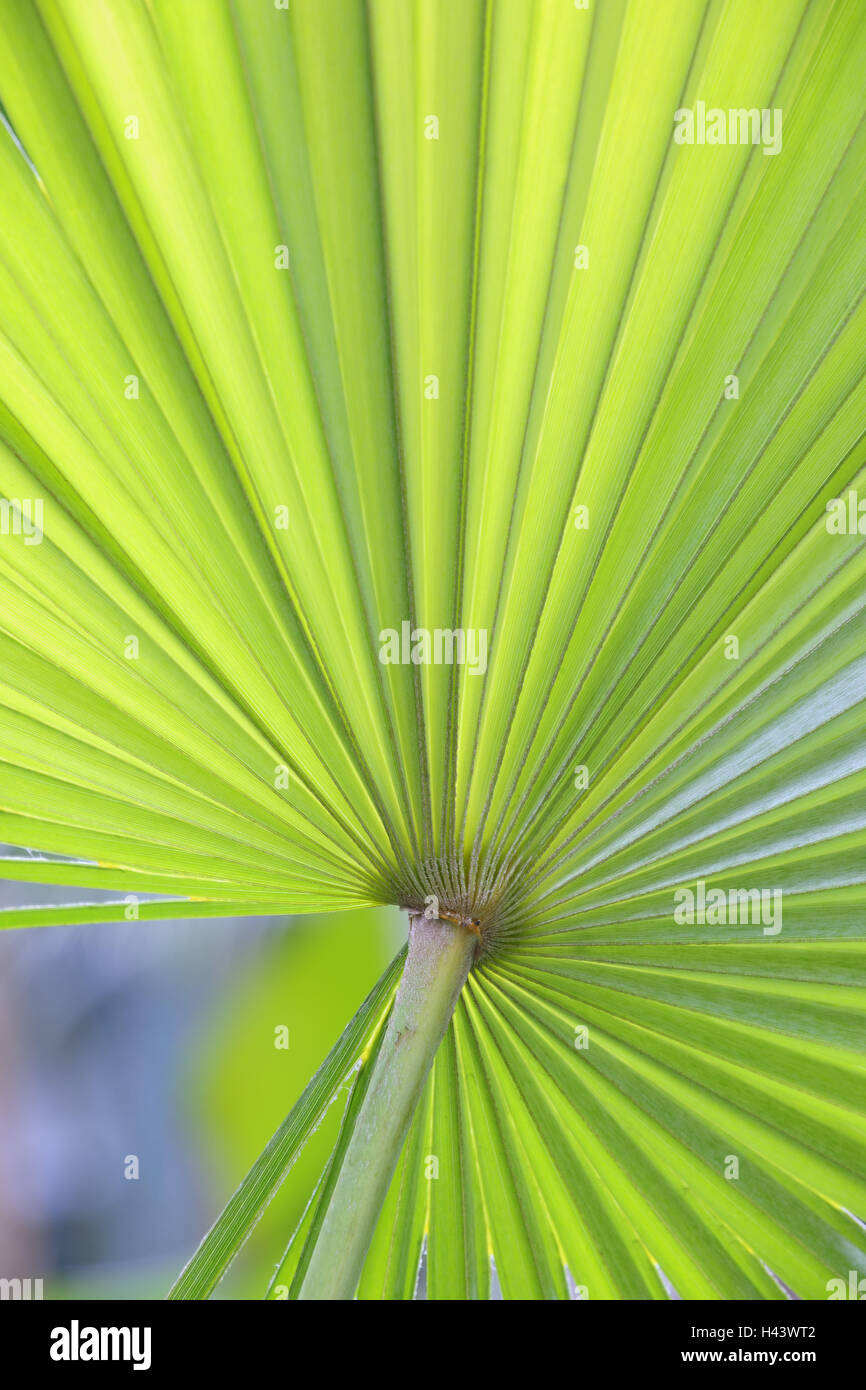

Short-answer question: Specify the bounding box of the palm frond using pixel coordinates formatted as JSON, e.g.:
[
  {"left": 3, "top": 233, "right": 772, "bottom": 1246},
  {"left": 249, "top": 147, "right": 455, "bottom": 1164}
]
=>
[{"left": 1, "top": 0, "right": 864, "bottom": 1298}]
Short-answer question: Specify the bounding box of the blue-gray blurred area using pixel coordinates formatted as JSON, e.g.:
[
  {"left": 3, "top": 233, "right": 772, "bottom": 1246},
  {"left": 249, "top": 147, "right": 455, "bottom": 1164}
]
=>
[{"left": 0, "top": 848, "right": 402, "bottom": 1299}]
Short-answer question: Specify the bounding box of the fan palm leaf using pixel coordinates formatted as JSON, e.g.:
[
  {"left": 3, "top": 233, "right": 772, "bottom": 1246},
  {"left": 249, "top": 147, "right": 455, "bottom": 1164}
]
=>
[{"left": 0, "top": 0, "right": 864, "bottom": 1300}]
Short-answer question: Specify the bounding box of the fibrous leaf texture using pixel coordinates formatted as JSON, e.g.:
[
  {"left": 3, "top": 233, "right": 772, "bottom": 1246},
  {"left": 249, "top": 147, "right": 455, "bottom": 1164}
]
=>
[{"left": 0, "top": 0, "right": 865, "bottom": 1300}]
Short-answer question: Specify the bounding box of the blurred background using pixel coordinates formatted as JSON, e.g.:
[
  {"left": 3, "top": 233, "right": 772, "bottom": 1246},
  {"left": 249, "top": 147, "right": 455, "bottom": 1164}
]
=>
[{"left": 0, "top": 853, "right": 403, "bottom": 1299}]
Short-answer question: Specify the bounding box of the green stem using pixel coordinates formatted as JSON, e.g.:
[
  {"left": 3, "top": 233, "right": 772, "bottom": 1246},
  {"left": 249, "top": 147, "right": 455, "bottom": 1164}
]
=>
[{"left": 297, "top": 913, "right": 475, "bottom": 1300}]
